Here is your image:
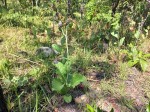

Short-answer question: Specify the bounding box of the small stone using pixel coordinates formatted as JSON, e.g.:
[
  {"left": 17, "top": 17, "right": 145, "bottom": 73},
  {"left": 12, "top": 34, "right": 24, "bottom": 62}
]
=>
[
  {"left": 74, "top": 94, "right": 89, "bottom": 105},
  {"left": 58, "top": 21, "right": 63, "bottom": 28},
  {"left": 53, "top": 59, "right": 59, "bottom": 64},
  {"left": 36, "top": 47, "right": 54, "bottom": 57}
]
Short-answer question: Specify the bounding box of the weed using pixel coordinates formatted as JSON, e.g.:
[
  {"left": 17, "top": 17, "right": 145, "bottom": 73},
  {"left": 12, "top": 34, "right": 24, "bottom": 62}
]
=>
[
  {"left": 85, "top": 104, "right": 114, "bottom": 112},
  {"left": 124, "top": 44, "right": 150, "bottom": 71},
  {"left": 52, "top": 60, "right": 86, "bottom": 103}
]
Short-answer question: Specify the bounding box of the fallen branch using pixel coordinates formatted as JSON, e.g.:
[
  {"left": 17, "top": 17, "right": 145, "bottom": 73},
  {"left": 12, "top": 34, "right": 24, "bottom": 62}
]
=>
[{"left": 87, "top": 78, "right": 100, "bottom": 82}]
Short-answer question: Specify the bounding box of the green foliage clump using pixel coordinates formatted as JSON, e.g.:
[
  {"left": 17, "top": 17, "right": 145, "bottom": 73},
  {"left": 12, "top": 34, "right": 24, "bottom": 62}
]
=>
[
  {"left": 86, "top": 104, "right": 114, "bottom": 112},
  {"left": 52, "top": 61, "right": 86, "bottom": 103},
  {"left": 124, "top": 44, "right": 150, "bottom": 71}
]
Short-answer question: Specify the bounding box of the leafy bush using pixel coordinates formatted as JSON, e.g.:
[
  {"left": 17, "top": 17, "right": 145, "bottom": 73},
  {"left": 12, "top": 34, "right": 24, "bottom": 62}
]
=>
[
  {"left": 52, "top": 61, "right": 86, "bottom": 103},
  {"left": 125, "top": 44, "right": 150, "bottom": 71}
]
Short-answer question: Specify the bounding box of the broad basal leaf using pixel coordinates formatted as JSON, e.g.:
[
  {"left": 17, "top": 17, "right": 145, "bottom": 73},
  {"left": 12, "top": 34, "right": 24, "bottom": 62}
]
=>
[
  {"left": 71, "top": 73, "right": 86, "bottom": 88},
  {"left": 52, "top": 78, "right": 64, "bottom": 92},
  {"left": 138, "top": 51, "right": 143, "bottom": 58},
  {"left": 55, "top": 62, "right": 67, "bottom": 76},
  {"left": 144, "top": 54, "right": 150, "bottom": 58},
  {"left": 140, "top": 59, "right": 148, "bottom": 72},
  {"left": 64, "top": 61, "right": 72, "bottom": 72},
  {"left": 86, "top": 104, "right": 94, "bottom": 112},
  {"left": 127, "top": 60, "right": 138, "bottom": 67},
  {"left": 63, "top": 94, "right": 72, "bottom": 103}
]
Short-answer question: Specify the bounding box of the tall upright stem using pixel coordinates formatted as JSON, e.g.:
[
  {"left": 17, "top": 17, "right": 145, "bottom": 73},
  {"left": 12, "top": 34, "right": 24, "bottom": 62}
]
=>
[
  {"left": 62, "top": 27, "right": 69, "bottom": 58},
  {"left": 65, "top": 27, "right": 69, "bottom": 57}
]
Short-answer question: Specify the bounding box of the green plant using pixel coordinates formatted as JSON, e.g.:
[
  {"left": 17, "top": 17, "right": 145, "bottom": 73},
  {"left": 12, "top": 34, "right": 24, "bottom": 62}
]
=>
[
  {"left": 125, "top": 44, "right": 150, "bottom": 71},
  {"left": 86, "top": 104, "right": 114, "bottom": 112},
  {"left": 52, "top": 61, "right": 86, "bottom": 103}
]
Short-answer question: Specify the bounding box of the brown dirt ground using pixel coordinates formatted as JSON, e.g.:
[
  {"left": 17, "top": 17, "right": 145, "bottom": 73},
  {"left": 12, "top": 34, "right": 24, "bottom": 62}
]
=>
[{"left": 56, "top": 66, "right": 150, "bottom": 112}]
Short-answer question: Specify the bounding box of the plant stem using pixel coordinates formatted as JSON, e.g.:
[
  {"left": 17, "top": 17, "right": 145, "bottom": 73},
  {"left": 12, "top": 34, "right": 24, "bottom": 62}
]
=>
[
  {"left": 65, "top": 27, "right": 69, "bottom": 57},
  {"left": 35, "top": 90, "right": 38, "bottom": 112},
  {"left": 62, "top": 27, "right": 69, "bottom": 58}
]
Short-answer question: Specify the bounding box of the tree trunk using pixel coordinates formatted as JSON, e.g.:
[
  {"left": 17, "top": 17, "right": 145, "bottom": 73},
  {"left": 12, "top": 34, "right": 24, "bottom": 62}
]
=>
[
  {"left": 32, "top": 0, "right": 36, "bottom": 6},
  {"left": 37, "top": 0, "right": 40, "bottom": 6},
  {"left": 1, "top": 0, "right": 7, "bottom": 8},
  {"left": 0, "top": 85, "right": 8, "bottom": 112},
  {"left": 112, "top": 0, "right": 120, "bottom": 16}
]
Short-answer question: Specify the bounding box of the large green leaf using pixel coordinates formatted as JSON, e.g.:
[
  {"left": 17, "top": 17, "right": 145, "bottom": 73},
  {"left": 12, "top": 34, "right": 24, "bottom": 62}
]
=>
[
  {"left": 64, "top": 61, "right": 72, "bottom": 72},
  {"left": 86, "top": 104, "right": 94, "bottom": 112},
  {"left": 127, "top": 60, "right": 138, "bottom": 67},
  {"left": 55, "top": 62, "right": 67, "bottom": 76},
  {"left": 52, "top": 78, "right": 64, "bottom": 92},
  {"left": 63, "top": 94, "right": 72, "bottom": 103},
  {"left": 71, "top": 73, "right": 86, "bottom": 88},
  {"left": 119, "top": 37, "right": 125, "bottom": 46},
  {"left": 130, "top": 46, "right": 138, "bottom": 57},
  {"left": 140, "top": 59, "right": 148, "bottom": 72},
  {"left": 138, "top": 51, "right": 143, "bottom": 58},
  {"left": 144, "top": 54, "right": 150, "bottom": 58}
]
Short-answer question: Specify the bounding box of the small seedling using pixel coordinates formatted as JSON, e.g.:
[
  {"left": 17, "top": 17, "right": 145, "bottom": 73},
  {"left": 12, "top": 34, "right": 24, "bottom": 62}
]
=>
[{"left": 86, "top": 104, "right": 114, "bottom": 112}]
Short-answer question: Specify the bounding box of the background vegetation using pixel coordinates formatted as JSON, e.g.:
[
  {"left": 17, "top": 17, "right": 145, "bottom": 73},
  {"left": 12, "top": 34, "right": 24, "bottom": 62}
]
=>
[{"left": 0, "top": 0, "right": 150, "bottom": 112}]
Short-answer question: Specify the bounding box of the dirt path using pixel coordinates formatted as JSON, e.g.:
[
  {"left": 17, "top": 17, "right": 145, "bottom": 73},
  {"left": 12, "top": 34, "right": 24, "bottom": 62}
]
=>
[{"left": 124, "top": 67, "right": 150, "bottom": 111}]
